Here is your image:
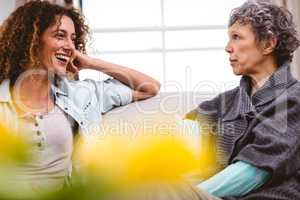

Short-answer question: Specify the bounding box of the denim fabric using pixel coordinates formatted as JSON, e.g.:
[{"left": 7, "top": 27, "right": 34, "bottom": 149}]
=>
[{"left": 0, "top": 76, "right": 133, "bottom": 136}]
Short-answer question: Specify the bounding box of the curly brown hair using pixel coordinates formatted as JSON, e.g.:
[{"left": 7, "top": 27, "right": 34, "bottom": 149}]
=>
[{"left": 0, "top": 0, "right": 89, "bottom": 84}]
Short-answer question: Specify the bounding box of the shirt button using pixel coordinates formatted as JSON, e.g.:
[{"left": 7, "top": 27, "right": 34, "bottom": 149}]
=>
[
  {"left": 37, "top": 131, "right": 41, "bottom": 136},
  {"left": 37, "top": 143, "right": 42, "bottom": 147},
  {"left": 39, "top": 116, "right": 43, "bottom": 119},
  {"left": 34, "top": 122, "right": 39, "bottom": 127},
  {"left": 80, "top": 121, "right": 84, "bottom": 125},
  {"left": 64, "top": 107, "right": 68, "bottom": 111}
]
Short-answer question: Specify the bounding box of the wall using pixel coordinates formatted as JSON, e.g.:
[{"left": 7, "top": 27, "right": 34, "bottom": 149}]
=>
[{"left": 0, "top": 0, "right": 15, "bottom": 24}]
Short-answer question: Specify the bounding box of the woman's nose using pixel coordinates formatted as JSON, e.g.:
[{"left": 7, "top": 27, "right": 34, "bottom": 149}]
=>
[
  {"left": 225, "top": 41, "right": 233, "bottom": 53},
  {"left": 62, "top": 41, "right": 75, "bottom": 56},
  {"left": 64, "top": 39, "right": 75, "bottom": 50}
]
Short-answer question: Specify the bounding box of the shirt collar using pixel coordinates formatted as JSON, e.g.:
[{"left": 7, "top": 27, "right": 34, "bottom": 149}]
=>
[
  {"left": 223, "top": 63, "right": 297, "bottom": 122},
  {"left": 0, "top": 79, "right": 12, "bottom": 103},
  {"left": 222, "top": 85, "right": 255, "bottom": 122},
  {"left": 51, "top": 75, "right": 69, "bottom": 97},
  {"left": 251, "top": 63, "right": 297, "bottom": 106},
  {"left": 0, "top": 75, "right": 70, "bottom": 103}
]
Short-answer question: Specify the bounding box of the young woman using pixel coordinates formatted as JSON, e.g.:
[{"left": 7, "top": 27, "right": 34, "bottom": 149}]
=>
[{"left": 0, "top": 1, "right": 160, "bottom": 191}]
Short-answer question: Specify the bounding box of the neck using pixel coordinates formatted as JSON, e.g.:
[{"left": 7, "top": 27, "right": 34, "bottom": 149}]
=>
[
  {"left": 12, "top": 69, "right": 55, "bottom": 115},
  {"left": 249, "top": 57, "right": 278, "bottom": 96}
]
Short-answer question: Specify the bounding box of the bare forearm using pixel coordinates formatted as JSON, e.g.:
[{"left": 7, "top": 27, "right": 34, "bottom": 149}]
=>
[{"left": 87, "top": 58, "right": 160, "bottom": 95}]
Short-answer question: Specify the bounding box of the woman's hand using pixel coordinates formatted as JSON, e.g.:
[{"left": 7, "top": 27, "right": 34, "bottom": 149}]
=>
[
  {"left": 67, "top": 49, "right": 93, "bottom": 74},
  {"left": 67, "top": 49, "right": 161, "bottom": 101}
]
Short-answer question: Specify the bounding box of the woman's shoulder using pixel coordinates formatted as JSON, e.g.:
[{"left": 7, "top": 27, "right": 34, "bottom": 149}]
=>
[
  {"left": 59, "top": 78, "right": 102, "bottom": 94},
  {"left": 202, "top": 86, "right": 240, "bottom": 107},
  {"left": 66, "top": 78, "right": 121, "bottom": 89},
  {"left": 260, "top": 81, "right": 300, "bottom": 114},
  {"left": 197, "top": 87, "right": 239, "bottom": 117}
]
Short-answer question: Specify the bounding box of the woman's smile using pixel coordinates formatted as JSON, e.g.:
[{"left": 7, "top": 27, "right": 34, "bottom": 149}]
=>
[{"left": 40, "top": 15, "right": 76, "bottom": 75}]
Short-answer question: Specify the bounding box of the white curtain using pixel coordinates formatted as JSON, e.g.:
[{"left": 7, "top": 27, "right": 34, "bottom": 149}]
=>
[{"left": 273, "top": 0, "right": 300, "bottom": 79}]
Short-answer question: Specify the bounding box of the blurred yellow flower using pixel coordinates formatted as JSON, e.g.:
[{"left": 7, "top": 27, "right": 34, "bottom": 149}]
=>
[
  {"left": 74, "top": 119, "right": 218, "bottom": 188},
  {"left": 124, "top": 133, "right": 198, "bottom": 183},
  {"left": 0, "top": 124, "right": 31, "bottom": 164},
  {"left": 0, "top": 124, "right": 35, "bottom": 199}
]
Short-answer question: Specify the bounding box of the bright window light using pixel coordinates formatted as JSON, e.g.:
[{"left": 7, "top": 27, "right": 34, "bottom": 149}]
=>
[
  {"left": 83, "top": 0, "right": 161, "bottom": 28},
  {"left": 81, "top": 0, "right": 246, "bottom": 93}
]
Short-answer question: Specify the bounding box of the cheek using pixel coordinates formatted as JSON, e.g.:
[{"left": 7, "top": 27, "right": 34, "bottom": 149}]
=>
[
  {"left": 40, "top": 47, "right": 56, "bottom": 67},
  {"left": 43, "top": 39, "right": 63, "bottom": 52},
  {"left": 235, "top": 46, "right": 247, "bottom": 58},
  {"left": 53, "top": 39, "right": 64, "bottom": 47},
  {"left": 40, "top": 47, "right": 53, "bottom": 61},
  {"left": 40, "top": 41, "right": 61, "bottom": 59},
  {"left": 236, "top": 46, "right": 259, "bottom": 64}
]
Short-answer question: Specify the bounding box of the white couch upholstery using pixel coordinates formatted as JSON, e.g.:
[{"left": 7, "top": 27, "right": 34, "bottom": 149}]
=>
[
  {"left": 101, "top": 92, "right": 212, "bottom": 137},
  {"left": 101, "top": 92, "right": 218, "bottom": 183}
]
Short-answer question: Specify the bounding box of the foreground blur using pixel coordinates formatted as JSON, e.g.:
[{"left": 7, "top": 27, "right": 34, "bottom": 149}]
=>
[{"left": 0, "top": 116, "right": 218, "bottom": 200}]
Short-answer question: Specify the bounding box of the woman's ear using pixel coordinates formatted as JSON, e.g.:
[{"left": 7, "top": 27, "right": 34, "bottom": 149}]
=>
[{"left": 262, "top": 37, "right": 277, "bottom": 55}]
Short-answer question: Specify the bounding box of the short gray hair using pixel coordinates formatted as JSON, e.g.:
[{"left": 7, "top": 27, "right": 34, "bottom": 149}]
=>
[{"left": 229, "top": 0, "right": 300, "bottom": 66}]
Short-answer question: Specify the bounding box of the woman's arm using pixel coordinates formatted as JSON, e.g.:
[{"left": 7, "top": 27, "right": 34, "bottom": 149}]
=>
[
  {"left": 88, "top": 58, "right": 160, "bottom": 101},
  {"left": 69, "top": 50, "right": 161, "bottom": 101},
  {"left": 197, "top": 161, "right": 270, "bottom": 197}
]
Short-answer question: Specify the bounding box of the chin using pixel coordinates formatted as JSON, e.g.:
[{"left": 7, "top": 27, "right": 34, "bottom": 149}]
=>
[
  {"left": 48, "top": 67, "right": 66, "bottom": 76},
  {"left": 231, "top": 68, "right": 240, "bottom": 76},
  {"left": 232, "top": 70, "right": 242, "bottom": 76},
  {"left": 231, "top": 65, "right": 244, "bottom": 76}
]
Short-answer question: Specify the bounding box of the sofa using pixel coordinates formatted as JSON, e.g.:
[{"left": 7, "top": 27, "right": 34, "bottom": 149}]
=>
[
  {"left": 101, "top": 92, "right": 212, "bottom": 140},
  {"left": 100, "top": 92, "right": 218, "bottom": 183}
]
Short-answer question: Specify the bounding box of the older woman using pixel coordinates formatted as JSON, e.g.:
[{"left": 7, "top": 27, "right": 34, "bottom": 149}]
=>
[
  {"left": 116, "top": 1, "right": 300, "bottom": 200},
  {"left": 189, "top": 1, "right": 300, "bottom": 200},
  {"left": 0, "top": 0, "right": 160, "bottom": 191}
]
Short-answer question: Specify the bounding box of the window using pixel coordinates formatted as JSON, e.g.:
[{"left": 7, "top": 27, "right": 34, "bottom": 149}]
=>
[{"left": 80, "top": 0, "right": 245, "bottom": 93}]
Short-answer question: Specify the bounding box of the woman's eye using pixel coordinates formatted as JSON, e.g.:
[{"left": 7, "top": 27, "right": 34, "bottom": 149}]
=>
[
  {"left": 55, "top": 34, "right": 64, "bottom": 39},
  {"left": 232, "top": 34, "right": 240, "bottom": 40}
]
